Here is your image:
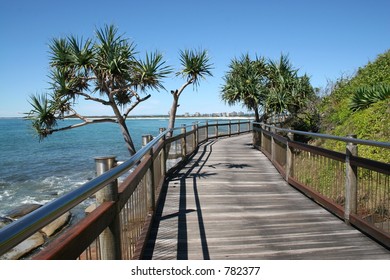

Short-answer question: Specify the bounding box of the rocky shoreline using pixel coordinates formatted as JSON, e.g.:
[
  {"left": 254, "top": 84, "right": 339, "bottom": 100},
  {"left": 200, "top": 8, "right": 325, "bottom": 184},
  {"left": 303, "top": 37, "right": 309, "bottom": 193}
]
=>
[{"left": 0, "top": 203, "right": 71, "bottom": 260}]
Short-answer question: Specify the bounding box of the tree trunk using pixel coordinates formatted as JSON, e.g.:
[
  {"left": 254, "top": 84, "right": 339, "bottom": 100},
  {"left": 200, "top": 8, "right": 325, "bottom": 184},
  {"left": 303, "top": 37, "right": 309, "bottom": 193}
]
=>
[
  {"left": 117, "top": 119, "right": 136, "bottom": 155},
  {"left": 259, "top": 112, "right": 268, "bottom": 123},
  {"left": 254, "top": 107, "right": 260, "bottom": 122},
  {"left": 167, "top": 94, "right": 179, "bottom": 137},
  {"left": 108, "top": 97, "right": 137, "bottom": 156}
]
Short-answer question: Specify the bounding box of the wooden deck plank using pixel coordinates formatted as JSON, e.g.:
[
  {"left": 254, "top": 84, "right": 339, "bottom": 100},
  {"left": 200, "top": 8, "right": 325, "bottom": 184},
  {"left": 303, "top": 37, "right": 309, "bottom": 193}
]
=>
[{"left": 143, "top": 134, "right": 390, "bottom": 260}]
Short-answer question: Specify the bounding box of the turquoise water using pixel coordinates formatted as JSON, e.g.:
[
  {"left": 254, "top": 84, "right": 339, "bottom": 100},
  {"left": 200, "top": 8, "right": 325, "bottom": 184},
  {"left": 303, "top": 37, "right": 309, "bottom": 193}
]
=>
[{"left": 0, "top": 117, "right": 211, "bottom": 216}]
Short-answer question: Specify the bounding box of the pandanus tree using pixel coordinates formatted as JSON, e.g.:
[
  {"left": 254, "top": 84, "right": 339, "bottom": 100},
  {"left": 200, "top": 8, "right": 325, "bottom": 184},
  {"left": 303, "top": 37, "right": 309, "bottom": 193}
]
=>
[
  {"left": 221, "top": 54, "right": 267, "bottom": 122},
  {"left": 265, "top": 54, "right": 314, "bottom": 118},
  {"left": 26, "top": 25, "right": 172, "bottom": 155},
  {"left": 167, "top": 49, "right": 213, "bottom": 134},
  {"left": 221, "top": 53, "right": 315, "bottom": 124}
]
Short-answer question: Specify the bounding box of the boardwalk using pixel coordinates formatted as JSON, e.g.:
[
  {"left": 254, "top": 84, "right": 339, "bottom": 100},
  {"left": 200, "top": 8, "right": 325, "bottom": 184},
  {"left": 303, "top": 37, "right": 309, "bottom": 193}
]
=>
[{"left": 143, "top": 134, "right": 390, "bottom": 260}]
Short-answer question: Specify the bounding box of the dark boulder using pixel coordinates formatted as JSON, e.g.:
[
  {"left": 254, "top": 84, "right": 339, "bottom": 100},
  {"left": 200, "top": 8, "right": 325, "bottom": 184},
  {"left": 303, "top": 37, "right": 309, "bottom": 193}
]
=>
[
  {"left": 6, "top": 203, "right": 42, "bottom": 219},
  {"left": 0, "top": 216, "right": 13, "bottom": 229},
  {"left": 1, "top": 204, "right": 71, "bottom": 259}
]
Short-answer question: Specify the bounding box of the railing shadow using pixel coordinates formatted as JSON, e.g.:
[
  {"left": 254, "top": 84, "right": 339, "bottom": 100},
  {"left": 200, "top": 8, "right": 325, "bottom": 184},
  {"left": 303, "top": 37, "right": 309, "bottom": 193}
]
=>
[{"left": 142, "top": 140, "right": 216, "bottom": 260}]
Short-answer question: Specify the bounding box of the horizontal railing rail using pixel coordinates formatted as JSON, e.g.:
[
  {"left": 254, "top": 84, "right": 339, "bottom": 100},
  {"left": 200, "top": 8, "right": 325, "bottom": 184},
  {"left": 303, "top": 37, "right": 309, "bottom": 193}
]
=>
[
  {"left": 257, "top": 123, "right": 390, "bottom": 148},
  {"left": 253, "top": 122, "right": 390, "bottom": 249},
  {"left": 0, "top": 119, "right": 251, "bottom": 259}
]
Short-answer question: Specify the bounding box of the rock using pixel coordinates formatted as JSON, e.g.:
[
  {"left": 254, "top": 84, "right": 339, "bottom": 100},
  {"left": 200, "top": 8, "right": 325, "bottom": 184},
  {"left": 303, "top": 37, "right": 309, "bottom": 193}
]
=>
[
  {"left": 85, "top": 203, "right": 97, "bottom": 214},
  {"left": 0, "top": 206, "right": 72, "bottom": 259},
  {"left": 0, "top": 216, "right": 13, "bottom": 229},
  {"left": 41, "top": 212, "right": 71, "bottom": 237},
  {"left": 6, "top": 203, "right": 42, "bottom": 219},
  {"left": 0, "top": 232, "right": 45, "bottom": 260}
]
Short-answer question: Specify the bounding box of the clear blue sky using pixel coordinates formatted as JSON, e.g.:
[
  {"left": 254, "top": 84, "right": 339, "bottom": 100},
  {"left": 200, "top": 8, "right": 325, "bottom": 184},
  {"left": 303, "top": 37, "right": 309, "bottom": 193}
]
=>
[{"left": 0, "top": 0, "right": 389, "bottom": 117}]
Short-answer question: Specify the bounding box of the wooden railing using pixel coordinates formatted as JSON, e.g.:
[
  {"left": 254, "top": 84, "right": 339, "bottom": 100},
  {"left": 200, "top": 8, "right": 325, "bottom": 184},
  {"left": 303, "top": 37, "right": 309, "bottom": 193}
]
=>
[
  {"left": 253, "top": 122, "right": 390, "bottom": 249},
  {"left": 0, "top": 120, "right": 251, "bottom": 260}
]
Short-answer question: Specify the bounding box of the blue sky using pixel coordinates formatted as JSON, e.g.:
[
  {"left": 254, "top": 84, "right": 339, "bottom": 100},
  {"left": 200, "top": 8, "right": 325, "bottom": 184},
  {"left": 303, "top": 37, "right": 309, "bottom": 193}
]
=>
[{"left": 0, "top": 0, "right": 389, "bottom": 117}]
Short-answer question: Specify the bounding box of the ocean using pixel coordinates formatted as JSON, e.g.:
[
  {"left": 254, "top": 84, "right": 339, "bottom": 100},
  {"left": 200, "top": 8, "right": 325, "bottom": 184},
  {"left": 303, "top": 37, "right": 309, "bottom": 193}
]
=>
[{"left": 0, "top": 117, "right": 213, "bottom": 217}]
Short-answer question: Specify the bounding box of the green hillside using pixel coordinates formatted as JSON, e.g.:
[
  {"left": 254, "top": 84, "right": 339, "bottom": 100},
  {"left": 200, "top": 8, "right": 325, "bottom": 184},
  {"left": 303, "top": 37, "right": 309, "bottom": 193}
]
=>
[{"left": 319, "top": 50, "right": 390, "bottom": 162}]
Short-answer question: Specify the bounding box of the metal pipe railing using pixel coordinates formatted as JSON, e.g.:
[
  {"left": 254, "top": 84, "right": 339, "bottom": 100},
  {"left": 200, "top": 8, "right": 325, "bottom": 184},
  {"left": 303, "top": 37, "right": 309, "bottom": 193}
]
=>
[{"left": 254, "top": 122, "right": 390, "bottom": 149}]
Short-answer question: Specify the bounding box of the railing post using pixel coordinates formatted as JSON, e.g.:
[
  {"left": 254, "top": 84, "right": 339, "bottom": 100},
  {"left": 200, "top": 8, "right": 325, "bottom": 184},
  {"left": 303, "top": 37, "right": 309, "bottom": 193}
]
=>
[
  {"left": 181, "top": 124, "right": 187, "bottom": 159},
  {"left": 195, "top": 123, "right": 199, "bottom": 146},
  {"left": 94, "top": 156, "right": 122, "bottom": 260},
  {"left": 271, "top": 126, "right": 276, "bottom": 163},
  {"left": 238, "top": 119, "right": 241, "bottom": 134},
  {"left": 215, "top": 120, "right": 219, "bottom": 138},
  {"left": 143, "top": 135, "right": 155, "bottom": 212},
  {"left": 260, "top": 123, "right": 265, "bottom": 151},
  {"left": 228, "top": 120, "right": 231, "bottom": 137},
  {"left": 205, "top": 121, "right": 209, "bottom": 141},
  {"left": 345, "top": 134, "right": 358, "bottom": 223},
  {"left": 286, "top": 130, "right": 294, "bottom": 182},
  {"left": 192, "top": 123, "right": 197, "bottom": 149},
  {"left": 252, "top": 123, "right": 260, "bottom": 148},
  {"left": 142, "top": 134, "right": 153, "bottom": 147},
  {"left": 159, "top": 128, "right": 167, "bottom": 177},
  {"left": 147, "top": 148, "right": 156, "bottom": 212}
]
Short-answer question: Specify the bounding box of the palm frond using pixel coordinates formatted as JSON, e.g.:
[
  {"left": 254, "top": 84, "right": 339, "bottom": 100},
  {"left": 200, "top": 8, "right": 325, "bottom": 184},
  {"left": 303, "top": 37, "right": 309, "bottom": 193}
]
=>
[
  {"left": 94, "top": 24, "right": 136, "bottom": 78},
  {"left": 220, "top": 53, "right": 265, "bottom": 112},
  {"left": 49, "top": 68, "right": 85, "bottom": 99},
  {"left": 177, "top": 49, "right": 213, "bottom": 88},
  {"left": 26, "top": 94, "right": 57, "bottom": 140},
  {"left": 131, "top": 51, "right": 172, "bottom": 92},
  {"left": 49, "top": 38, "right": 71, "bottom": 68},
  {"left": 67, "top": 35, "right": 94, "bottom": 71},
  {"left": 350, "top": 84, "right": 390, "bottom": 111}
]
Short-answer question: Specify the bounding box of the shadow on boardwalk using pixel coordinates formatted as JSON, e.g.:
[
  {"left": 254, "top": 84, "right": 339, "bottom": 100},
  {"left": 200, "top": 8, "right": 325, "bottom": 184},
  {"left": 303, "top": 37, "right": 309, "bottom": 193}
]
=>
[
  {"left": 142, "top": 134, "right": 390, "bottom": 260},
  {"left": 144, "top": 140, "right": 216, "bottom": 260}
]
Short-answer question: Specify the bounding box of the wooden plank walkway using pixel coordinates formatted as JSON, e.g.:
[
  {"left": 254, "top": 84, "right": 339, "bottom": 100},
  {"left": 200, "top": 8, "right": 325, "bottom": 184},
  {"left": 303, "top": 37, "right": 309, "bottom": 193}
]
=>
[{"left": 142, "top": 134, "right": 390, "bottom": 260}]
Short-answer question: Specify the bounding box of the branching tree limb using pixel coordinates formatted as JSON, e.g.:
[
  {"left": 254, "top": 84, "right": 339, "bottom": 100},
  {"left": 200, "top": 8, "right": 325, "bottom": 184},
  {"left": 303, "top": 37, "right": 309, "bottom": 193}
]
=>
[
  {"left": 167, "top": 49, "right": 213, "bottom": 136},
  {"left": 26, "top": 25, "right": 172, "bottom": 155}
]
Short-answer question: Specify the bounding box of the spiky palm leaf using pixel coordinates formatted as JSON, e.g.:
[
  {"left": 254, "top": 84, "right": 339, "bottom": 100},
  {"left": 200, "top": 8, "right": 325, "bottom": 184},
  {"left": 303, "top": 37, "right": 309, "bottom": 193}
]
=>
[
  {"left": 94, "top": 25, "right": 135, "bottom": 76},
  {"left": 132, "top": 51, "right": 172, "bottom": 92},
  {"left": 264, "top": 54, "right": 312, "bottom": 115},
  {"left": 177, "top": 49, "right": 213, "bottom": 88},
  {"left": 350, "top": 84, "right": 390, "bottom": 111},
  {"left": 49, "top": 68, "right": 87, "bottom": 99},
  {"left": 221, "top": 54, "right": 266, "bottom": 112},
  {"left": 49, "top": 38, "right": 72, "bottom": 68},
  {"left": 67, "top": 36, "right": 94, "bottom": 72},
  {"left": 26, "top": 94, "right": 57, "bottom": 140}
]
